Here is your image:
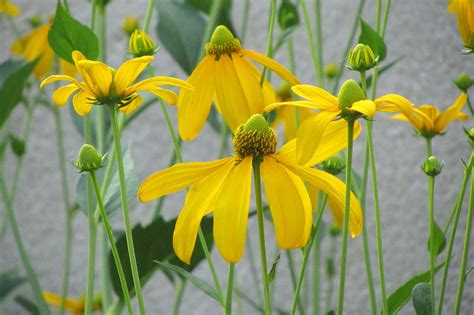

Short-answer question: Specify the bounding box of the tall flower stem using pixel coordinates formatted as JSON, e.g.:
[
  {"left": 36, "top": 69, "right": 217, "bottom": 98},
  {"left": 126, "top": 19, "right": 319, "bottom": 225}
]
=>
[
  {"left": 197, "top": 0, "right": 224, "bottom": 61},
  {"left": 453, "top": 155, "right": 474, "bottom": 314},
  {"left": 253, "top": 162, "right": 272, "bottom": 315},
  {"left": 425, "top": 138, "right": 432, "bottom": 157},
  {"left": 336, "top": 118, "right": 355, "bottom": 315},
  {"left": 225, "top": 263, "right": 236, "bottom": 315},
  {"left": 290, "top": 194, "right": 328, "bottom": 315},
  {"left": 171, "top": 279, "right": 187, "bottom": 315},
  {"left": 109, "top": 106, "right": 146, "bottom": 314},
  {"left": 143, "top": 0, "right": 155, "bottom": 33},
  {"left": 260, "top": 0, "right": 277, "bottom": 85},
  {"left": 427, "top": 174, "right": 436, "bottom": 314},
  {"left": 300, "top": 0, "right": 324, "bottom": 86},
  {"left": 437, "top": 153, "right": 473, "bottom": 314}
]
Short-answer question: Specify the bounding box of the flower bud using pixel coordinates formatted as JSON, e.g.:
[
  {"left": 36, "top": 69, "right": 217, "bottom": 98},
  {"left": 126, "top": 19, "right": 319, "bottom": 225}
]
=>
[
  {"left": 329, "top": 224, "right": 342, "bottom": 237},
  {"left": 28, "top": 15, "right": 42, "bottom": 28},
  {"left": 464, "top": 127, "right": 474, "bottom": 147},
  {"left": 422, "top": 156, "right": 443, "bottom": 177},
  {"left": 337, "top": 79, "right": 366, "bottom": 110},
  {"left": 454, "top": 72, "right": 473, "bottom": 92},
  {"left": 348, "top": 44, "right": 377, "bottom": 72},
  {"left": 276, "top": 82, "right": 292, "bottom": 102},
  {"left": 74, "top": 144, "right": 105, "bottom": 172},
  {"left": 324, "top": 63, "right": 339, "bottom": 79},
  {"left": 9, "top": 134, "right": 25, "bottom": 157},
  {"left": 122, "top": 16, "right": 140, "bottom": 36},
  {"left": 129, "top": 29, "right": 157, "bottom": 57},
  {"left": 321, "top": 156, "right": 345, "bottom": 175}
]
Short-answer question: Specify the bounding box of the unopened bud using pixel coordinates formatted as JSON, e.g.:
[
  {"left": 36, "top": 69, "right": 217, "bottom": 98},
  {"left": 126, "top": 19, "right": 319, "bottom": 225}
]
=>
[
  {"left": 422, "top": 156, "right": 443, "bottom": 177},
  {"left": 129, "top": 30, "right": 157, "bottom": 57},
  {"left": 454, "top": 72, "right": 473, "bottom": 92},
  {"left": 74, "top": 144, "right": 105, "bottom": 172},
  {"left": 28, "top": 15, "right": 42, "bottom": 28},
  {"left": 9, "top": 134, "right": 25, "bottom": 157},
  {"left": 324, "top": 63, "right": 339, "bottom": 79},
  {"left": 321, "top": 156, "right": 345, "bottom": 175},
  {"left": 329, "top": 224, "right": 342, "bottom": 237},
  {"left": 348, "top": 44, "right": 377, "bottom": 72}
]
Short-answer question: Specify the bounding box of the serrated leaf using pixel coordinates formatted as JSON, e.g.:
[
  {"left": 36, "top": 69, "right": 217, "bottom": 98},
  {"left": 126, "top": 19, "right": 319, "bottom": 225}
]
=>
[
  {"left": 358, "top": 17, "right": 387, "bottom": 62},
  {"left": 278, "top": 0, "right": 299, "bottom": 30},
  {"left": 427, "top": 220, "right": 446, "bottom": 257},
  {"left": 48, "top": 1, "right": 99, "bottom": 63},
  {"left": 411, "top": 282, "right": 432, "bottom": 315},
  {"left": 0, "top": 269, "right": 26, "bottom": 307},
  {"left": 268, "top": 253, "right": 281, "bottom": 284}
]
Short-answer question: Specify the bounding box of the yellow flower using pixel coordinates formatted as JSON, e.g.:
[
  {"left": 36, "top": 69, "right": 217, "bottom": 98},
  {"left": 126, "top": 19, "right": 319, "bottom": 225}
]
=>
[
  {"left": 122, "top": 16, "right": 140, "bottom": 35},
  {"left": 40, "top": 50, "right": 193, "bottom": 116},
  {"left": 138, "top": 114, "right": 362, "bottom": 264},
  {"left": 265, "top": 80, "right": 414, "bottom": 165},
  {"left": 11, "top": 21, "right": 75, "bottom": 78},
  {"left": 0, "top": 0, "right": 20, "bottom": 16},
  {"left": 42, "top": 291, "right": 101, "bottom": 315},
  {"left": 177, "top": 25, "right": 300, "bottom": 141},
  {"left": 389, "top": 93, "right": 469, "bottom": 137},
  {"left": 448, "top": 0, "right": 474, "bottom": 46}
]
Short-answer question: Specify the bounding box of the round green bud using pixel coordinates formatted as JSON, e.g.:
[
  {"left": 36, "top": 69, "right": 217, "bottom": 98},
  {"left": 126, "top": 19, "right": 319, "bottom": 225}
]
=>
[
  {"left": 324, "top": 63, "right": 339, "bottom": 79},
  {"left": 454, "top": 72, "right": 473, "bottom": 91},
  {"left": 348, "top": 44, "right": 377, "bottom": 72},
  {"left": 321, "top": 156, "right": 345, "bottom": 175},
  {"left": 9, "top": 134, "right": 25, "bottom": 157},
  {"left": 75, "top": 144, "right": 104, "bottom": 172},
  {"left": 28, "top": 15, "right": 42, "bottom": 28},
  {"left": 122, "top": 16, "right": 140, "bottom": 36},
  {"left": 233, "top": 114, "right": 277, "bottom": 157},
  {"left": 276, "top": 82, "right": 292, "bottom": 101},
  {"left": 129, "top": 30, "right": 157, "bottom": 57},
  {"left": 422, "top": 156, "right": 443, "bottom": 177},
  {"left": 329, "top": 224, "right": 342, "bottom": 237},
  {"left": 337, "top": 79, "right": 366, "bottom": 110},
  {"left": 205, "top": 25, "right": 241, "bottom": 56},
  {"left": 326, "top": 257, "right": 335, "bottom": 278}
]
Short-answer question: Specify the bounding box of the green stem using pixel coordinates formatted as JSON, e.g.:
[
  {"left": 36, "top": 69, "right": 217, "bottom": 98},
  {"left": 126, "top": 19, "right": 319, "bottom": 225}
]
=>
[
  {"left": 453, "top": 155, "right": 474, "bottom": 314},
  {"left": 246, "top": 230, "right": 263, "bottom": 305},
  {"left": 260, "top": 0, "right": 277, "bottom": 85},
  {"left": 286, "top": 250, "right": 303, "bottom": 315},
  {"left": 380, "top": 0, "right": 392, "bottom": 38},
  {"left": 336, "top": 119, "right": 355, "bottom": 315},
  {"left": 437, "top": 153, "right": 474, "bottom": 315},
  {"left": 466, "top": 94, "right": 474, "bottom": 117},
  {"left": 360, "top": 71, "right": 367, "bottom": 94},
  {"left": 290, "top": 194, "right": 328, "bottom": 315},
  {"left": 253, "top": 162, "right": 272, "bottom": 314},
  {"left": 312, "top": 235, "right": 320, "bottom": 315},
  {"left": 90, "top": 171, "right": 134, "bottom": 314},
  {"left": 198, "top": 228, "right": 223, "bottom": 295},
  {"left": 375, "top": 0, "right": 382, "bottom": 33},
  {"left": 197, "top": 0, "right": 224, "bottom": 61},
  {"left": 172, "top": 279, "right": 187, "bottom": 315},
  {"left": 425, "top": 138, "right": 432, "bottom": 157},
  {"left": 428, "top": 175, "right": 436, "bottom": 314},
  {"left": 240, "top": 0, "right": 250, "bottom": 42},
  {"left": 109, "top": 106, "right": 147, "bottom": 314},
  {"left": 325, "top": 237, "right": 337, "bottom": 313},
  {"left": 225, "top": 263, "right": 235, "bottom": 315},
  {"left": 143, "top": 0, "right": 155, "bottom": 33},
  {"left": 314, "top": 0, "right": 324, "bottom": 87}
]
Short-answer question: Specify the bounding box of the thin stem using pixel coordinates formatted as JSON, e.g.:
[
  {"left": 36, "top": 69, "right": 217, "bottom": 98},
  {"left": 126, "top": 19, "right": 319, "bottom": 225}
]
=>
[
  {"left": 172, "top": 279, "right": 187, "bottom": 315},
  {"left": 453, "top": 157, "right": 474, "bottom": 314},
  {"left": 314, "top": 0, "right": 324, "bottom": 87},
  {"left": 325, "top": 237, "right": 337, "bottom": 313},
  {"left": 197, "top": 0, "right": 224, "bottom": 61},
  {"left": 286, "top": 251, "right": 303, "bottom": 315},
  {"left": 425, "top": 138, "right": 432, "bottom": 157},
  {"left": 143, "top": 0, "right": 155, "bottom": 33},
  {"left": 246, "top": 230, "right": 264, "bottom": 305},
  {"left": 225, "top": 263, "right": 236, "bottom": 315},
  {"left": 290, "top": 195, "right": 328, "bottom": 315},
  {"left": 109, "top": 106, "right": 146, "bottom": 314},
  {"left": 380, "top": 0, "right": 392, "bottom": 38},
  {"left": 428, "top": 175, "right": 436, "bottom": 314},
  {"left": 198, "top": 228, "right": 223, "bottom": 295},
  {"left": 253, "top": 162, "right": 272, "bottom": 315},
  {"left": 312, "top": 235, "right": 321, "bottom": 315},
  {"left": 437, "top": 153, "right": 474, "bottom": 315},
  {"left": 260, "top": 0, "right": 277, "bottom": 85},
  {"left": 360, "top": 71, "right": 367, "bottom": 94},
  {"left": 240, "top": 0, "right": 250, "bottom": 42},
  {"left": 90, "top": 171, "right": 134, "bottom": 314},
  {"left": 375, "top": 0, "right": 382, "bottom": 33},
  {"left": 336, "top": 119, "right": 355, "bottom": 315},
  {"left": 466, "top": 94, "right": 474, "bottom": 117}
]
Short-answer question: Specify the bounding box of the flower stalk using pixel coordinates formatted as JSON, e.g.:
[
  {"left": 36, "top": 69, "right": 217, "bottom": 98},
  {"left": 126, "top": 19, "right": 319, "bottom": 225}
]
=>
[{"left": 225, "top": 263, "right": 235, "bottom": 315}]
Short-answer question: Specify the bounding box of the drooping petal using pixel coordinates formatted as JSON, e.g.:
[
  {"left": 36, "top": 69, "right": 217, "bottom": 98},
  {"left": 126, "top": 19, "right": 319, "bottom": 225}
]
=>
[
  {"left": 261, "top": 156, "right": 312, "bottom": 248},
  {"left": 114, "top": 56, "right": 154, "bottom": 95},
  {"left": 349, "top": 99, "right": 376, "bottom": 117},
  {"left": 375, "top": 94, "right": 414, "bottom": 115},
  {"left": 214, "top": 156, "right": 252, "bottom": 263},
  {"left": 128, "top": 76, "right": 193, "bottom": 94},
  {"left": 265, "top": 100, "right": 327, "bottom": 112},
  {"left": 119, "top": 94, "right": 143, "bottom": 115},
  {"left": 77, "top": 60, "right": 113, "bottom": 96},
  {"left": 33, "top": 48, "right": 54, "bottom": 78},
  {"left": 240, "top": 49, "right": 300, "bottom": 85},
  {"left": 291, "top": 85, "right": 338, "bottom": 110},
  {"left": 289, "top": 166, "right": 363, "bottom": 237},
  {"left": 435, "top": 93, "right": 468, "bottom": 132},
  {"left": 72, "top": 90, "right": 94, "bottom": 116},
  {"left": 173, "top": 159, "right": 235, "bottom": 264},
  {"left": 40, "top": 75, "right": 81, "bottom": 89},
  {"left": 52, "top": 84, "right": 79, "bottom": 106},
  {"left": 138, "top": 157, "right": 234, "bottom": 202},
  {"left": 147, "top": 87, "right": 178, "bottom": 105},
  {"left": 72, "top": 51, "right": 98, "bottom": 95},
  {"left": 177, "top": 55, "right": 216, "bottom": 141}
]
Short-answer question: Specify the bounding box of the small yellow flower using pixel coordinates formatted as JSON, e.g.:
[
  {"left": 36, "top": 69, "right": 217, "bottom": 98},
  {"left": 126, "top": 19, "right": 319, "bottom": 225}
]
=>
[
  {"left": 40, "top": 51, "right": 193, "bottom": 116},
  {"left": 138, "top": 114, "right": 362, "bottom": 264},
  {"left": 448, "top": 0, "right": 474, "bottom": 47},
  {"left": 389, "top": 93, "right": 469, "bottom": 137},
  {"left": 42, "top": 291, "right": 101, "bottom": 315},
  {"left": 265, "top": 80, "right": 414, "bottom": 165},
  {"left": 177, "top": 25, "right": 300, "bottom": 141},
  {"left": 0, "top": 0, "right": 20, "bottom": 16},
  {"left": 122, "top": 16, "right": 140, "bottom": 35},
  {"left": 11, "top": 21, "right": 75, "bottom": 78}
]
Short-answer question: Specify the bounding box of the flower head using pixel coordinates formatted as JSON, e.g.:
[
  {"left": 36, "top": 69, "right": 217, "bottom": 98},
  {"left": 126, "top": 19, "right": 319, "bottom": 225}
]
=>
[
  {"left": 448, "top": 0, "right": 474, "bottom": 48},
  {"left": 177, "top": 25, "right": 300, "bottom": 141},
  {"left": 123, "top": 16, "right": 140, "bottom": 35},
  {"left": 0, "top": 0, "right": 20, "bottom": 16},
  {"left": 40, "top": 51, "right": 192, "bottom": 116},
  {"left": 138, "top": 114, "right": 362, "bottom": 264},
  {"left": 129, "top": 29, "right": 157, "bottom": 57},
  {"left": 389, "top": 93, "right": 468, "bottom": 138}
]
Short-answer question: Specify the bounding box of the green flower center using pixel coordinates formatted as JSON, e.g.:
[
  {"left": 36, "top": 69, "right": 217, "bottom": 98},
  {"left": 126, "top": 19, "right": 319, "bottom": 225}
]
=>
[
  {"left": 337, "top": 79, "right": 366, "bottom": 110},
  {"left": 205, "top": 25, "right": 241, "bottom": 56},
  {"left": 233, "top": 114, "right": 277, "bottom": 157}
]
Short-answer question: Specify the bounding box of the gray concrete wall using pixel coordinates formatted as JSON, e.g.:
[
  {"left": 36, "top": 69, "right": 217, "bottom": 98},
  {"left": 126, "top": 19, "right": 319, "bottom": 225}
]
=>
[{"left": 1, "top": 0, "right": 473, "bottom": 314}]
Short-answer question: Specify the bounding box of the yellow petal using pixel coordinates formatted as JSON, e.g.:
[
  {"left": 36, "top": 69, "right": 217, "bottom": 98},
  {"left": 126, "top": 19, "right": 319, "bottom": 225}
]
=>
[
  {"left": 42, "top": 291, "right": 83, "bottom": 311},
  {"left": 292, "top": 85, "right": 338, "bottom": 109},
  {"left": 296, "top": 111, "right": 340, "bottom": 165},
  {"left": 138, "top": 157, "right": 234, "bottom": 202},
  {"left": 375, "top": 94, "right": 414, "bottom": 115},
  {"left": 273, "top": 106, "right": 313, "bottom": 142},
  {"left": 77, "top": 60, "right": 113, "bottom": 96},
  {"left": 289, "top": 166, "right": 363, "bottom": 237},
  {"left": 240, "top": 49, "right": 300, "bottom": 85},
  {"left": 71, "top": 51, "right": 98, "bottom": 95},
  {"left": 349, "top": 99, "right": 376, "bottom": 117},
  {"left": 40, "top": 75, "right": 81, "bottom": 89},
  {"left": 128, "top": 76, "right": 193, "bottom": 94},
  {"left": 265, "top": 100, "right": 326, "bottom": 112},
  {"left": 173, "top": 159, "right": 235, "bottom": 264},
  {"left": 114, "top": 56, "right": 154, "bottom": 95},
  {"left": 72, "top": 91, "right": 94, "bottom": 116},
  {"left": 5, "top": 2, "right": 20, "bottom": 16},
  {"left": 148, "top": 87, "right": 178, "bottom": 105},
  {"left": 119, "top": 94, "right": 143, "bottom": 115},
  {"left": 60, "top": 59, "right": 77, "bottom": 77},
  {"left": 435, "top": 93, "right": 468, "bottom": 132},
  {"left": 33, "top": 48, "right": 54, "bottom": 78},
  {"left": 52, "top": 84, "right": 79, "bottom": 106},
  {"left": 261, "top": 156, "right": 312, "bottom": 248},
  {"left": 177, "top": 55, "right": 216, "bottom": 141},
  {"left": 214, "top": 156, "right": 252, "bottom": 263}
]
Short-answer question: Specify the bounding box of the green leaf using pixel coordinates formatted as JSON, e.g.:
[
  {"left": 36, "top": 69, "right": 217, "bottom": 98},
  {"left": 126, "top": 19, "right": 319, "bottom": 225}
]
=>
[
  {"left": 427, "top": 220, "right": 446, "bottom": 257},
  {"left": 268, "top": 253, "right": 281, "bottom": 284},
  {"left": 278, "top": 0, "right": 299, "bottom": 30},
  {"left": 358, "top": 17, "right": 387, "bottom": 62},
  {"left": 156, "top": 1, "right": 206, "bottom": 74},
  {"left": 0, "top": 60, "right": 36, "bottom": 129},
  {"left": 48, "top": 1, "right": 99, "bottom": 63},
  {"left": 155, "top": 261, "right": 224, "bottom": 304},
  {"left": 76, "top": 144, "right": 138, "bottom": 217},
  {"left": 14, "top": 295, "right": 39, "bottom": 315},
  {"left": 0, "top": 269, "right": 26, "bottom": 307},
  {"left": 411, "top": 282, "right": 432, "bottom": 315},
  {"left": 386, "top": 262, "right": 444, "bottom": 315}
]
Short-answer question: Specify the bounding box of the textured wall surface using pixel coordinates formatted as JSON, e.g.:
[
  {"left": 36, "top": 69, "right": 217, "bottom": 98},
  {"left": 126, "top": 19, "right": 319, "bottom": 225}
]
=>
[{"left": 1, "top": 0, "right": 474, "bottom": 314}]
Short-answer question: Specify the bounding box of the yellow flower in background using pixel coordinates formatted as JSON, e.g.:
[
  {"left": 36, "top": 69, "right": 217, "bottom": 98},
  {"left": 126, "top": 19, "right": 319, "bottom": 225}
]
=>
[
  {"left": 11, "top": 21, "right": 76, "bottom": 78},
  {"left": 43, "top": 291, "right": 101, "bottom": 315},
  {"left": 265, "top": 79, "right": 414, "bottom": 165},
  {"left": 0, "top": 0, "right": 20, "bottom": 16},
  {"left": 138, "top": 114, "right": 362, "bottom": 264},
  {"left": 122, "top": 16, "right": 140, "bottom": 36},
  {"left": 389, "top": 93, "right": 469, "bottom": 137},
  {"left": 40, "top": 50, "right": 193, "bottom": 116},
  {"left": 177, "top": 25, "right": 300, "bottom": 141},
  {"left": 448, "top": 0, "right": 474, "bottom": 47}
]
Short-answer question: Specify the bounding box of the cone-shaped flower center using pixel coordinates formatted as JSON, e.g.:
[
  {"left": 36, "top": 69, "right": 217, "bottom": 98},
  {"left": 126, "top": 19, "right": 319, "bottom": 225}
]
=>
[
  {"left": 233, "top": 114, "right": 277, "bottom": 157},
  {"left": 337, "top": 79, "right": 366, "bottom": 110},
  {"left": 205, "top": 25, "right": 241, "bottom": 56}
]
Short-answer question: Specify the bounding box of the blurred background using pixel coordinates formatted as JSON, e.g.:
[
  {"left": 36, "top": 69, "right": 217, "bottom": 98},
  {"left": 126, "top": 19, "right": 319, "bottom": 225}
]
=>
[{"left": 1, "top": 0, "right": 474, "bottom": 313}]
